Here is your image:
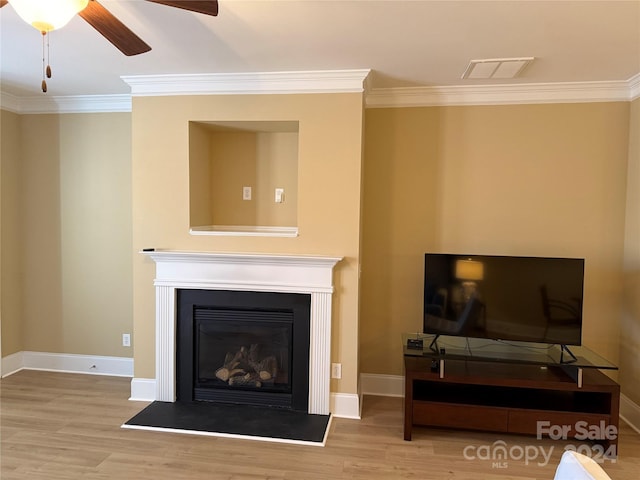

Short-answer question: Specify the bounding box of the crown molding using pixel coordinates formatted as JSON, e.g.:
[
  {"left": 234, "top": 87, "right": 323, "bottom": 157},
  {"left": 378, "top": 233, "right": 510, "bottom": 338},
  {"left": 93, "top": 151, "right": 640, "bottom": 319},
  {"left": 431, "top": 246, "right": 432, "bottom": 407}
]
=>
[
  {"left": 629, "top": 73, "right": 640, "bottom": 101},
  {"left": 0, "top": 92, "right": 21, "bottom": 113},
  {"left": 121, "top": 70, "right": 372, "bottom": 97},
  {"left": 0, "top": 91, "right": 131, "bottom": 114},
  {"left": 2, "top": 70, "right": 640, "bottom": 114},
  {"left": 366, "top": 79, "right": 636, "bottom": 108}
]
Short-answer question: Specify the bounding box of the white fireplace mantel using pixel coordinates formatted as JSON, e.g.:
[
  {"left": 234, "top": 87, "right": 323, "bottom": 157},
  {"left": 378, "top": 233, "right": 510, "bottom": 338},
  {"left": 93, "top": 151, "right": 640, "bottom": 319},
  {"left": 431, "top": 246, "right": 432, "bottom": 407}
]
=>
[{"left": 141, "top": 250, "right": 342, "bottom": 415}]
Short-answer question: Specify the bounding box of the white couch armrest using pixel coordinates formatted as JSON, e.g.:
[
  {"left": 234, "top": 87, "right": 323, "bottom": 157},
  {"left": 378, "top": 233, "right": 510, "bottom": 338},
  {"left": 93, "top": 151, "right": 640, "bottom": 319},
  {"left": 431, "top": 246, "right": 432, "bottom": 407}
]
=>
[{"left": 554, "top": 450, "right": 612, "bottom": 480}]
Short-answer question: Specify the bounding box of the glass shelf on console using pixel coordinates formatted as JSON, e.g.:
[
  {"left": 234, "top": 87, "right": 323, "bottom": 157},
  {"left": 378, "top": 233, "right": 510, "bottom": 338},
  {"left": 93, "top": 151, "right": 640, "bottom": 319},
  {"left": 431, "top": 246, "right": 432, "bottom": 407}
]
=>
[{"left": 402, "top": 333, "right": 617, "bottom": 371}]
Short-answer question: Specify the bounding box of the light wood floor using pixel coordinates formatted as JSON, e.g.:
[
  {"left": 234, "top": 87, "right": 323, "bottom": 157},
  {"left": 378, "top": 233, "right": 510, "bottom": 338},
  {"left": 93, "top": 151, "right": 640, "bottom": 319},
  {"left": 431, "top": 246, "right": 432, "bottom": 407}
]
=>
[{"left": 1, "top": 370, "right": 639, "bottom": 479}]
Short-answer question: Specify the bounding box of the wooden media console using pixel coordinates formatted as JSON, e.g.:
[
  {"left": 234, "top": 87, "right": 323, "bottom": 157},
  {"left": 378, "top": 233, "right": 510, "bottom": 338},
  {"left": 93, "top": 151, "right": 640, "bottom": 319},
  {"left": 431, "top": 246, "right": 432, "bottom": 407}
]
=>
[{"left": 403, "top": 341, "right": 620, "bottom": 455}]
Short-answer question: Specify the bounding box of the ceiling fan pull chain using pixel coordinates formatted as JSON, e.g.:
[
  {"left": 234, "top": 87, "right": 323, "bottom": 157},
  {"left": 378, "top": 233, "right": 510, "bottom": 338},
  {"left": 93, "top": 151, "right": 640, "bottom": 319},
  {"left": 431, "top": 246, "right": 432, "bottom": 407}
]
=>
[
  {"left": 41, "top": 31, "right": 47, "bottom": 93},
  {"left": 46, "top": 31, "right": 52, "bottom": 79}
]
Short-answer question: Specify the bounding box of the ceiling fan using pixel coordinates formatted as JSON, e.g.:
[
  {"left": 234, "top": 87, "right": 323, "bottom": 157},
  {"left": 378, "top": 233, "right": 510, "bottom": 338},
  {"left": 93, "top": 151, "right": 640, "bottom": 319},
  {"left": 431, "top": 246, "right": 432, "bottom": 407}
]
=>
[
  {"left": 1, "top": 0, "right": 219, "bottom": 55},
  {"left": 0, "top": 0, "right": 218, "bottom": 91}
]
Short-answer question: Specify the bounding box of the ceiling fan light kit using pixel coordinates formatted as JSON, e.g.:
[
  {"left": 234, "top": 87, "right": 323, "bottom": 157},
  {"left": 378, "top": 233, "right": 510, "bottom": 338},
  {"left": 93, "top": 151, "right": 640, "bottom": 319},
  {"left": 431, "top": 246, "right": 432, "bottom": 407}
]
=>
[
  {"left": 3, "top": 0, "right": 219, "bottom": 93},
  {"left": 10, "top": 0, "right": 88, "bottom": 32},
  {"left": 7, "top": 0, "right": 89, "bottom": 92}
]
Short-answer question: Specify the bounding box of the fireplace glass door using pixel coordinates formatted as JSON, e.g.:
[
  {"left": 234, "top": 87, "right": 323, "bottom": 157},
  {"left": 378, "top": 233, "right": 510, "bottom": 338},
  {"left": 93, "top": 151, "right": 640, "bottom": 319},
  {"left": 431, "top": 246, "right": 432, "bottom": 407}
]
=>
[
  {"left": 195, "top": 309, "right": 293, "bottom": 400},
  {"left": 177, "top": 289, "right": 310, "bottom": 411}
]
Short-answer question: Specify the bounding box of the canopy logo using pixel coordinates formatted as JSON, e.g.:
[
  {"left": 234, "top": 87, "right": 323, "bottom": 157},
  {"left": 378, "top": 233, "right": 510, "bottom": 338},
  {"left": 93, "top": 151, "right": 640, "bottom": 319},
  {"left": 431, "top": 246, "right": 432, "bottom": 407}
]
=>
[
  {"left": 462, "top": 422, "right": 618, "bottom": 469},
  {"left": 463, "top": 440, "right": 554, "bottom": 468}
]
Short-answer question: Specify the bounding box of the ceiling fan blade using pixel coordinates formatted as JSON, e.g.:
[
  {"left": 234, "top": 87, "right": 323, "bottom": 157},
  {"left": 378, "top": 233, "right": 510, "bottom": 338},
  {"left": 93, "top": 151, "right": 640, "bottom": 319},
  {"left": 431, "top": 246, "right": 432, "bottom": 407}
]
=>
[
  {"left": 79, "top": 0, "right": 151, "bottom": 56},
  {"left": 0, "top": 0, "right": 8, "bottom": 8},
  {"left": 145, "top": 1, "right": 218, "bottom": 17}
]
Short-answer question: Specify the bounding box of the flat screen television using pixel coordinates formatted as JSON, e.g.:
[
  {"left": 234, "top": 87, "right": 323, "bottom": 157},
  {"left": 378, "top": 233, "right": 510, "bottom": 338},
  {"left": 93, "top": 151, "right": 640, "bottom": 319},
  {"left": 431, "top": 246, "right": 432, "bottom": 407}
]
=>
[{"left": 423, "top": 253, "right": 585, "bottom": 346}]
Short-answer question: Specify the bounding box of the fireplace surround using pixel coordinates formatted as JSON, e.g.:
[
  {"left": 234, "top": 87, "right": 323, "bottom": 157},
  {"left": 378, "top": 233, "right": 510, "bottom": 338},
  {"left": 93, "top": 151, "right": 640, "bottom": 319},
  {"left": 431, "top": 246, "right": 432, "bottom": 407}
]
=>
[{"left": 142, "top": 250, "right": 342, "bottom": 415}]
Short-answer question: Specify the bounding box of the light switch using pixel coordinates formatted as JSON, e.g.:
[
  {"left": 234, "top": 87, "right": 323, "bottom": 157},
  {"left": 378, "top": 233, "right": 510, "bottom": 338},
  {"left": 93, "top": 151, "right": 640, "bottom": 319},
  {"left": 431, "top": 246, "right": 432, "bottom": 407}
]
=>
[
  {"left": 275, "top": 188, "right": 284, "bottom": 203},
  {"left": 243, "top": 186, "right": 252, "bottom": 200}
]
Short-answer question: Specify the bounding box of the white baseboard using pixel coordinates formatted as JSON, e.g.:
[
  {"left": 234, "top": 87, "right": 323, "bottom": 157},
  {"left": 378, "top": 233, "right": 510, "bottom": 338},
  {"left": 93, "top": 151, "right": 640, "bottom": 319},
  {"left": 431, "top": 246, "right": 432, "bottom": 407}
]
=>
[
  {"left": 360, "top": 373, "right": 404, "bottom": 397},
  {"left": 620, "top": 393, "right": 640, "bottom": 434},
  {"left": 129, "top": 377, "right": 362, "bottom": 418},
  {"left": 130, "top": 377, "right": 156, "bottom": 401},
  {"left": 1, "top": 351, "right": 133, "bottom": 378},
  {"left": 330, "top": 393, "right": 361, "bottom": 419},
  {"left": 1, "top": 351, "right": 24, "bottom": 377}
]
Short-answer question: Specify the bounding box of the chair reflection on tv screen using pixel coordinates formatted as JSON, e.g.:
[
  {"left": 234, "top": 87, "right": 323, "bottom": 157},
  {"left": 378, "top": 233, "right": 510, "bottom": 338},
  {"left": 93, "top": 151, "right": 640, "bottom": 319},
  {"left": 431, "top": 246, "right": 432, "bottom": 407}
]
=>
[
  {"left": 424, "top": 287, "right": 448, "bottom": 318},
  {"left": 424, "top": 294, "right": 482, "bottom": 336}
]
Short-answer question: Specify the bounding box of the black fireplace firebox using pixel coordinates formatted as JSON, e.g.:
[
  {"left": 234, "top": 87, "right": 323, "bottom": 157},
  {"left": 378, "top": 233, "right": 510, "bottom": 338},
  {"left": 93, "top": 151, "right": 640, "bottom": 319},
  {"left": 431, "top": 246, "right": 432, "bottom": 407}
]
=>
[{"left": 176, "top": 289, "right": 311, "bottom": 411}]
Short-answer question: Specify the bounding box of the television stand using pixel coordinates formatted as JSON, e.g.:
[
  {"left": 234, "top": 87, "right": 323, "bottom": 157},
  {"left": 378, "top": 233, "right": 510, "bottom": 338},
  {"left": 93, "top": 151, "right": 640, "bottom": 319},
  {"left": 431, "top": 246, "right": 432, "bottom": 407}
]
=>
[
  {"left": 560, "top": 344, "right": 578, "bottom": 363},
  {"left": 403, "top": 335, "right": 620, "bottom": 457},
  {"left": 428, "top": 334, "right": 440, "bottom": 352}
]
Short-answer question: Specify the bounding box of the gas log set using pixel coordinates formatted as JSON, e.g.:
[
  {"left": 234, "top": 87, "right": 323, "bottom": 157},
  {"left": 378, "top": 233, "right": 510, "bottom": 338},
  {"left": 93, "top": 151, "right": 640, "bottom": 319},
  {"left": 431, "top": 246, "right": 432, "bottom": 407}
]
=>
[{"left": 213, "top": 344, "right": 280, "bottom": 388}]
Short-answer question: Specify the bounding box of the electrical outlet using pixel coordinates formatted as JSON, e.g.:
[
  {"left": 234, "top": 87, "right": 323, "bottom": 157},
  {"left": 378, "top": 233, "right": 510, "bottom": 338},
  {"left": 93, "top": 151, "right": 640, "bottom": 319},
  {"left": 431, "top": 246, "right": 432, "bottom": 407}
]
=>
[
  {"left": 122, "top": 333, "right": 131, "bottom": 347},
  {"left": 242, "top": 186, "right": 252, "bottom": 200},
  {"left": 331, "top": 363, "right": 342, "bottom": 379}
]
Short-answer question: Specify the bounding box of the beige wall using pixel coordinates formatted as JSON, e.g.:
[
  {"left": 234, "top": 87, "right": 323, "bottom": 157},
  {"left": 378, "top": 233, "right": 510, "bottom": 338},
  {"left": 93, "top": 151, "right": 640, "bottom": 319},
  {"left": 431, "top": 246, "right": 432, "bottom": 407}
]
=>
[
  {"left": 188, "top": 122, "right": 212, "bottom": 227},
  {"left": 10, "top": 112, "right": 133, "bottom": 357},
  {"left": 210, "top": 132, "right": 258, "bottom": 225},
  {"left": 255, "top": 132, "right": 298, "bottom": 227},
  {"left": 361, "top": 103, "right": 630, "bottom": 375},
  {"left": 131, "top": 93, "right": 364, "bottom": 394},
  {"left": 1, "top": 109, "right": 23, "bottom": 356},
  {"left": 58, "top": 113, "right": 133, "bottom": 356},
  {"left": 620, "top": 98, "right": 640, "bottom": 405},
  {"left": 18, "top": 114, "right": 64, "bottom": 352}
]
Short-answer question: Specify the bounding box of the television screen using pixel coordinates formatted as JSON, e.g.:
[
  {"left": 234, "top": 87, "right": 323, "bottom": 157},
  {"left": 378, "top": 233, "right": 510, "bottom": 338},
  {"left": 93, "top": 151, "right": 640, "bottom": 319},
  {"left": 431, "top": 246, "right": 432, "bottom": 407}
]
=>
[{"left": 423, "top": 254, "right": 585, "bottom": 345}]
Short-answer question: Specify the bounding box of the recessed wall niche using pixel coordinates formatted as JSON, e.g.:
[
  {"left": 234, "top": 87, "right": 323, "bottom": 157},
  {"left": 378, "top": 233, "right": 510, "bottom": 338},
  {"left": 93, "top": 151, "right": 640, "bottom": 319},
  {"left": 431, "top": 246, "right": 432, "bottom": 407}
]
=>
[{"left": 189, "top": 121, "right": 299, "bottom": 236}]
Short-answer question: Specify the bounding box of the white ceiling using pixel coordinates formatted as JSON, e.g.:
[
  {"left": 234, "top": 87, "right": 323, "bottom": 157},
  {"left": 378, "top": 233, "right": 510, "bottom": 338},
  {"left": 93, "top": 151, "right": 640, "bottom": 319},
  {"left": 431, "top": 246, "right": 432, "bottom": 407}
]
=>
[{"left": 1, "top": 0, "right": 639, "bottom": 99}]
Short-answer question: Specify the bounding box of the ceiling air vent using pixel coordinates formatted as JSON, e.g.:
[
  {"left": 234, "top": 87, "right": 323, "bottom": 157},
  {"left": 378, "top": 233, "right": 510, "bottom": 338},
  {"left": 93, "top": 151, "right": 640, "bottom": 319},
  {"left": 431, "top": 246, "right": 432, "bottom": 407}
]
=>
[{"left": 461, "top": 57, "right": 534, "bottom": 79}]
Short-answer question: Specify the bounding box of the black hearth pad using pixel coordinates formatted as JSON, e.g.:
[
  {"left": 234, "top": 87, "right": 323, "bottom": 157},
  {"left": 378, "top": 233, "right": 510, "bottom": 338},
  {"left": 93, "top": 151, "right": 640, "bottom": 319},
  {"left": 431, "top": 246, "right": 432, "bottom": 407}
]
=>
[{"left": 124, "top": 401, "right": 330, "bottom": 444}]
